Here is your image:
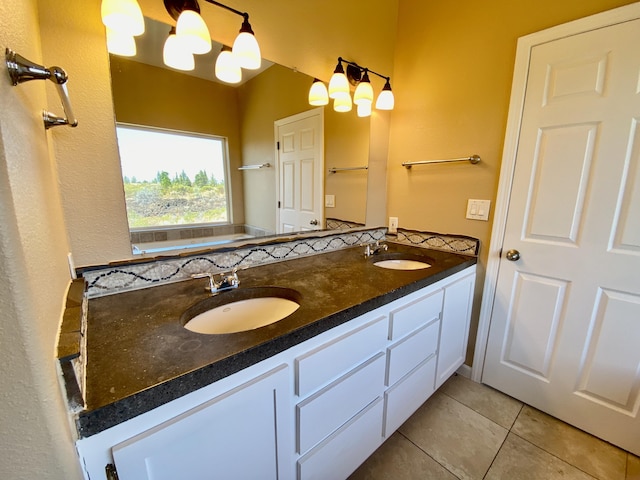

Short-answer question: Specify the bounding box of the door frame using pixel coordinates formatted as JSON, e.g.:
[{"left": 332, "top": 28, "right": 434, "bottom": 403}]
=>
[
  {"left": 472, "top": 1, "right": 640, "bottom": 382},
  {"left": 274, "top": 107, "right": 325, "bottom": 233}
]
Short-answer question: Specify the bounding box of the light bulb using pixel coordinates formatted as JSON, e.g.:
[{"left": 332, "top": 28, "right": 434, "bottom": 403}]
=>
[
  {"left": 163, "top": 33, "right": 195, "bottom": 71},
  {"left": 233, "top": 19, "right": 261, "bottom": 70},
  {"left": 176, "top": 10, "right": 211, "bottom": 55},
  {"left": 357, "top": 101, "right": 372, "bottom": 117},
  {"left": 215, "top": 47, "right": 242, "bottom": 84},
  {"left": 353, "top": 70, "right": 374, "bottom": 105},
  {"left": 375, "top": 80, "right": 395, "bottom": 110},
  {"left": 101, "top": 0, "right": 144, "bottom": 36},
  {"left": 333, "top": 95, "right": 352, "bottom": 113},
  {"left": 308, "top": 79, "right": 329, "bottom": 106},
  {"left": 106, "top": 28, "right": 136, "bottom": 56}
]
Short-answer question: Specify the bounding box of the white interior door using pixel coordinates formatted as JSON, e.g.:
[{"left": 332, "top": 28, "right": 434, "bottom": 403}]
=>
[
  {"left": 482, "top": 17, "right": 640, "bottom": 455},
  {"left": 275, "top": 108, "right": 324, "bottom": 233}
]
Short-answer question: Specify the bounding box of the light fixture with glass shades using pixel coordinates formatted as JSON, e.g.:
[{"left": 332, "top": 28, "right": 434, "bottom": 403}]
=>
[
  {"left": 101, "top": 0, "right": 145, "bottom": 56},
  {"left": 102, "top": 0, "right": 261, "bottom": 83},
  {"left": 309, "top": 57, "right": 394, "bottom": 117}
]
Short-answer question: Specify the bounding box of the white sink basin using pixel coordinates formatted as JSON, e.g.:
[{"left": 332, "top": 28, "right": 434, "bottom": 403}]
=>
[
  {"left": 374, "top": 259, "right": 431, "bottom": 270},
  {"left": 183, "top": 287, "right": 301, "bottom": 334},
  {"left": 372, "top": 253, "right": 433, "bottom": 270}
]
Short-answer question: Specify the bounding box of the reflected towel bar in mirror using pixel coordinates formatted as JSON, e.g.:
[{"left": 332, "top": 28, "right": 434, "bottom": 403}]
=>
[
  {"left": 238, "top": 163, "right": 271, "bottom": 170},
  {"left": 402, "top": 155, "right": 481, "bottom": 168},
  {"left": 328, "top": 166, "right": 369, "bottom": 173}
]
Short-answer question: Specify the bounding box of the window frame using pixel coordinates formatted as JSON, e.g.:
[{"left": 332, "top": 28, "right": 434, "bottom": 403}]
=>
[{"left": 115, "top": 122, "right": 234, "bottom": 234}]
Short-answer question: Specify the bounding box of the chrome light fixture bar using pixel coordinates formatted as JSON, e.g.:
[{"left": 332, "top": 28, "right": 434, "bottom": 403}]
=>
[{"left": 309, "top": 57, "right": 394, "bottom": 116}]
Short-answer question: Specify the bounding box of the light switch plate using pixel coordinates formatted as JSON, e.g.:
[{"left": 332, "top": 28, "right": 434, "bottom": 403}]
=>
[
  {"left": 389, "top": 216, "right": 398, "bottom": 233},
  {"left": 325, "top": 195, "right": 335, "bottom": 208},
  {"left": 466, "top": 199, "right": 490, "bottom": 221}
]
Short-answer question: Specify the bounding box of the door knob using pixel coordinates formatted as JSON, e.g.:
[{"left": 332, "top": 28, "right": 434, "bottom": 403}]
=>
[
  {"left": 505, "top": 249, "right": 520, "bottom": 261},
  {"left": 310, "top": 219, "right": 319, "bottom": 226}
]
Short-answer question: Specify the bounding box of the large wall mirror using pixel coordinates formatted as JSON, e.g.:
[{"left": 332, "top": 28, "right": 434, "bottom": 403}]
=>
[{"left": 108, "top": 17, "right": 370, "bottom": 254}]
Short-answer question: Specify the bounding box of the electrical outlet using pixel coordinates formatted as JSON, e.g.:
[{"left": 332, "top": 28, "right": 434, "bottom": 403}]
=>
[
  {"left": 325, "top": 195, "right": 335, "bottom": 208},
  {"left": 466, "top": 199, "right": 491, "bottom": 221},
  {"left": 389, "top": 216, "right": 399, "bottom": 233}
]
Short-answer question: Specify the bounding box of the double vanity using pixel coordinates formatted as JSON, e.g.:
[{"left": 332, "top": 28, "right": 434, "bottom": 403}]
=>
[{"left": 65, "top": 235, "right": 476, "bottom": 480}]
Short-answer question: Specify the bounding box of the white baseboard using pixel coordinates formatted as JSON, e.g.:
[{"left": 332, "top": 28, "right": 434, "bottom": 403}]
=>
[{"left": 456, "top": 364, "right": 472, "bottom": 379}]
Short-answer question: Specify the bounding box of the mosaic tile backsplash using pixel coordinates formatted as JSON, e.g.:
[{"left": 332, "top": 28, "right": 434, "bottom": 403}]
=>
[
  {"left": 391, "top": 228, "right": 479, "bottom": 256},
  {"left": 82, "top": 228, "right": 386, "bottom": 298}
]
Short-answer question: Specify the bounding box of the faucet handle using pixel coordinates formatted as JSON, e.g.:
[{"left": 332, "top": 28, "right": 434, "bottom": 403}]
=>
[{"left": 191, "top": 272, "right": 216, "bottom": 292}]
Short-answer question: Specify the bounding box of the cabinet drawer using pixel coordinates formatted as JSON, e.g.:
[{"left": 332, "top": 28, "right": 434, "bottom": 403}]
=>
[
  {"left": 384, "top": 355, "right": 436, "bottom": 437},
  {"left": 297, "top": 397, "right": 384, "bottom": 480},
  {"left": 386, "top": 319, "right": 439, "bottom": 387},
  {"left": 388, "top": 289, "right": 443, "bottom": 341},
  {"left": 295, "top": 315, "right": 387, "bottom": 398},
  {"left": 297, "top": 352, "right": 385, "bottom": 454}
]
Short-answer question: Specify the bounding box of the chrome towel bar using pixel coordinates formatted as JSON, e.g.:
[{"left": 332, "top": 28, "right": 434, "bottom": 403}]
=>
[
  {"left": 238, "top": 163, "right": 271, "bottom": 170},
  {"left": 328, "top": 166, "right": 369, "bottom": 173},
  {"left": 402, "top": 155, "right": 481, "bottom": 168},
  {"left": 5, "top": 48, "right": 78, "bottom": 130}
]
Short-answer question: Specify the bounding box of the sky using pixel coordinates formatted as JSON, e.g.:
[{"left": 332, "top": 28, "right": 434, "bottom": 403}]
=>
[{"left": 116, "top": 125, "right": 227, "bottom": 183}]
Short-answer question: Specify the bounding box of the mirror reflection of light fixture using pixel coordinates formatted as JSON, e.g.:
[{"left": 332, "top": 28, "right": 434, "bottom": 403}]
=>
[
  {"left": 105, "top": 27, "right": 137, "bottom": 57},
  {"left": 101, "top": 0, "right": 145, "bottom": 36},
  {"left": 163, "top": 27, "right": 195, "bottom": 71},
  {"left": 312, "top": 57, "right": 394, "bottom": 115},
  {"left": 334, "top": 94, "right": 353, "bottom": 113},
  {"left": 215, "top": 45, "right": 241, "bottom": 84},
  {"left": 308, "top": 78, "right": 329, "bottom": 106}
]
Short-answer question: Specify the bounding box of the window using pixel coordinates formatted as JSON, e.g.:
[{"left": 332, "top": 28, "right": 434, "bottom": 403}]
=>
[{"left": 116, "top": 124, "right": 230, "bottom": 230}]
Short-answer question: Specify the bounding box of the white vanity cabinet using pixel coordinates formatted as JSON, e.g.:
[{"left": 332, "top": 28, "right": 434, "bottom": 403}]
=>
[
  {"left": 77, "top": 363, "right": 293, "bottom": 480},
  {"left": 75, "top": 265, "right": 475, "bottom": 480}
]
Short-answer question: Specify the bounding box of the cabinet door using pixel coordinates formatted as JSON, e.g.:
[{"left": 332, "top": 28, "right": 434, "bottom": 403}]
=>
[
  {"left": 111, "top": 365, "right": 290, "bottom": 480},
  {"left": 435, "top": 271, "right": 476, "bottom": 388}
]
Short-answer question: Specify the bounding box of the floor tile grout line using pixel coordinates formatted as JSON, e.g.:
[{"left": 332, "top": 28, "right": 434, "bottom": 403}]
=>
[
  {"left": 508, "top": 431, "right": 601, "bottom": 480},
  {"left": 481, "top": 426, "right": 512, "bottom": 480},
  {"left": 439, "top": 387, "right": 522, "bottom": 431},
  {"left": 396, "top": 430, "right": 463, "bottom": 479}
]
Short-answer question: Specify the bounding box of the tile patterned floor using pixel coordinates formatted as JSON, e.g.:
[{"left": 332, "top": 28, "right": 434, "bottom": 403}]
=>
[{"left": 350, "top": 374, "right": 640, "bottom": 480}]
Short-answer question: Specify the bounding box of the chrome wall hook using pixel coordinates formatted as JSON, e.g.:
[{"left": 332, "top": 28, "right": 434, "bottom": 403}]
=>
[{"left": 5, "top": 48, "right": 78, "bottom": 129}]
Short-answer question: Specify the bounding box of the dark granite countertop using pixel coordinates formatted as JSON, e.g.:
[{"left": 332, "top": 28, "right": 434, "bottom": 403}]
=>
[{"left": 77, "top": 242, "right": 476, "bottom": 437}]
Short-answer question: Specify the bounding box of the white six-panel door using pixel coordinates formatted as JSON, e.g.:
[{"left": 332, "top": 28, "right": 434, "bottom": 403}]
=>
[
  {"left": 482, "top": 16, "right": 640, "bottom": 455},
  {"left": 275, "top": 109, "right": 324, "bottom": 233}
]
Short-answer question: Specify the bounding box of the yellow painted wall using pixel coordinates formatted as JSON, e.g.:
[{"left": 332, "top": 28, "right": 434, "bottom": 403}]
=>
[
  {"left": 239, "top": 64, "right": 371, "bottom": 232},
  {"left": 388, "top": 0, "right": 638, "bottom": 364},
  {"left": 109, "top": 56, "right": 245, "bottom": 225},
  {"left": 0, "top": 1, "right": 83, "bottom": 479}
]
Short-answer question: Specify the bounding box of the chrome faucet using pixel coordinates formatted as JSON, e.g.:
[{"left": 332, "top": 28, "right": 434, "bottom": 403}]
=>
[
  {"left": 192, "top": 268, "right": 240, "bottom": 293},
  {"left": 364, "top": 241, "right": 388, "bottom": 257}
]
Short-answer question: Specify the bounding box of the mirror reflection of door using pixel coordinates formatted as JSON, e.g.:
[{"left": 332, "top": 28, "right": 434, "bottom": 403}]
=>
[{"left": 275, "top": 109, "right": 324, "bottom": 233}]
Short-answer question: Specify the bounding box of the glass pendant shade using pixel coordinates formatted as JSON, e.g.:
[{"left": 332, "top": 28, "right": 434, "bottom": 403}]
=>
[
  {"left": 101, "top": 0, "right": 144, "bottom": 36},
  {"left": 163, "top": 33, "right": 195, "bottom": 71},
  {"left": 215, "top": 47, "right": 242, "bottom": 84},
  {"left": 308, "top": 79, "right": 329, "bottom": 106},
  {"left": 357, "top": 101, "right": 372, "bottom": 117},
  {"left": 375, "top": 80, "right": 395, "bottom": 110},
  {"left": 328, "top": 72, "right": 350, "bottom": 99},
  {"left": 353, "top": 71, "right": 374, "bottom": 105},
  {"left": 232, "top": 19, "right": 261, "bottom": 70},
  {"left": 176, "top": 10, "right": 212, "bottom": 55},
  {"left": 333, "top": 94, "right": 352, "bottom": 113},
  {"left": 106, "top": 28, "right": 136, "bottom": 56}
]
